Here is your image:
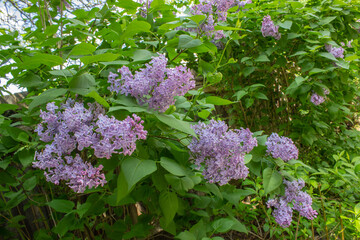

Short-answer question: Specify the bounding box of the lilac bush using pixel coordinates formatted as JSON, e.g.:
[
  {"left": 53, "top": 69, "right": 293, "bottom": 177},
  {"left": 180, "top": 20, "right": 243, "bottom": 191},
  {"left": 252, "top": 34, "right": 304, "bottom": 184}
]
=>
[
  {"left": 267, "top": 179, "right": 318, "bottom": 227},
  {"left": 108, "top": 55, "right": 195, "bottom": 112},
  {"left": 265, "top": 133, "right": 298, "bottom": 161},
  {"left": 188, "top": 120, "right": 257, "bottom": 185},
  {"left": 261, "top": 15, "right": 281, "bottom": 40},
  {"left": 33, "top": 100, "right": 147, "bottom": 193}
]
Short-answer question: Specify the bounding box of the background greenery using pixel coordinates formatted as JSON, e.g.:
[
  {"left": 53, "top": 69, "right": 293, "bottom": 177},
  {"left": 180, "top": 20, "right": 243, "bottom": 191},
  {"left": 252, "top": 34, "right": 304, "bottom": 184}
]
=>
[{"left": 0, "top": 0, "right": 360, "bottom": 239}]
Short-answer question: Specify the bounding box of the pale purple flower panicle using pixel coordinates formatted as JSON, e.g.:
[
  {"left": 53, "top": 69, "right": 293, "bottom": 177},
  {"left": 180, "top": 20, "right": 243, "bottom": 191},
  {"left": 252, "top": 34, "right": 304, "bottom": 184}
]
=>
[
  {"left": 108, "top": 55, "right": 195, "bottom": 112},
  {"left": 188, "top": 0, "right": 237, "bottom": 40},
  {"left": 237, "top": 0, "right": 252, "bottom": 8},
  {"left": 34, "top": 100, "right": 147, "bottom": 193},
  {"left": 138, "top": 0, "right": 153, "bottom": 18},
  {"left": 310, "top": 93, "right": 325, "bottom": 106},
  {"left": 188, "top": 120, "right": 257, "bottom": 185},
  {"left": 325, "top": 44, "right": 344, "bottom": 59},
  {"left": 311, "top": 88, "right": 330, "bottom": 105},
  {"left": 265, "top": 133, "right": 298, "bottom": 162},
  {"left": 267, "top": 179, "right": 318, "bottom": 227},
  {"left": 261, "top": 15, "right": 281, "bottom": 40}
]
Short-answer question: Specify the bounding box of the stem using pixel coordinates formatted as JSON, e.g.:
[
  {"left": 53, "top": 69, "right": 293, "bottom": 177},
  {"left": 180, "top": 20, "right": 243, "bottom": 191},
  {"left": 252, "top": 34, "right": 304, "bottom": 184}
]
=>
[
  {"left": 295, "top": 214, "right": 300, "bottom": 240},
  {"left": 215, "top": 40, "right": 231, "bottom": 71},
  {"left": 0, "top": 192, "right": 29, "bottom": 240},
  {"left": 339, "top": 203, "right": 344, "bottom": 240},
  {"left": 183, "top": 91, "right": 201, "bottom": 120},
  {"left": 311, "top": 220, "right": 315, "bottom": 240},
  {"left": 318, "top": 185, "right": 329, "bottom": 240},
  {"left": 169, "top": 49, "right": 186, "bottom": 63}
]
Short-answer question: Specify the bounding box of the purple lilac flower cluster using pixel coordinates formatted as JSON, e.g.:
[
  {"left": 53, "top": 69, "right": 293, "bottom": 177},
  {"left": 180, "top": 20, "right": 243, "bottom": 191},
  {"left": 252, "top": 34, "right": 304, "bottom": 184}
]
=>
[
  {"left": 190, "top": 1, "right": 227, "bottom": 40},
  {"left": 137, "top": 0, "right": 153, "bottom": 18},
  {"left": 341, "top": 40, "right": 353, "bottom": 48},
  {"left": 33, "top": 100, "right": 147, "bottom": 193},
  {"left": 183, "top": 0, "right": 251, "bottom": 41},
  {"left": 188, "top": 120, "right": 258, "bottom": 185},
  {"left": 310, "top": 88, "right": 330, "bottom": 106},
  {"left": 237, "top": 0, "right": 252, "bottom": 8},
  {"left": 261, "top": 15, "right": 281, "bottom": 40},
  {"left": 325, "top": 44, "right": 345, "bottom": 59},
  {"left": 267, "top": 179, "right": 318, "bottom": 227},
  {"left": 108, "top": 55, "right": 195, "bottom": 112},
  {"left": 265, "top": 133, "right": 298, "bottom": 162}
]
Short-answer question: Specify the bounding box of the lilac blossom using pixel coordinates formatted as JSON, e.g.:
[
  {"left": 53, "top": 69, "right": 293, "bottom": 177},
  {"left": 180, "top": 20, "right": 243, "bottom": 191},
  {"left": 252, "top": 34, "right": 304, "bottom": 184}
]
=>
[
  {"left": 265, "top": 133, "right": 298, "bottom": 162},
  {"left": 237, "top": 0, "right": 252, "bottom": 8},
  {"left": 310, "top": 88, "right": 330, "bottom": 106},
  {"left": 137, "top": 0, "right": 153, "bottom": 18},
  {"left": 34, "top": 100, "right": 147, "bottom": 193},
  {"left": 188, "top": 120, "right": 257, "bottom": 185},
  {"left": 267, "top": 198, "right": 293, "bottom": 228},
  {"left": 108, "top": 55, "right": 195, "bottom": 112},
  {"left": 188, "top": 0, "right": 233, "bottom": 40},
  {"left": 261, "top": 15, "right": 281, "bottom": 40},
  {"left": 325, "top": 44, "right": 344, "bottom": 59},
  {"left": 267, "top": 179, "right": 318, "bottom": 227}
]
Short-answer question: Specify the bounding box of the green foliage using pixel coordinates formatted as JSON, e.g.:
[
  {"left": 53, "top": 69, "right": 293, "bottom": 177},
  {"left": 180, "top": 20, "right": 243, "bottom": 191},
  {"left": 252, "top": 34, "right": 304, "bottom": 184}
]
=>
[{"left": 0, "top": 0, "right": 360, "bottom": 239}]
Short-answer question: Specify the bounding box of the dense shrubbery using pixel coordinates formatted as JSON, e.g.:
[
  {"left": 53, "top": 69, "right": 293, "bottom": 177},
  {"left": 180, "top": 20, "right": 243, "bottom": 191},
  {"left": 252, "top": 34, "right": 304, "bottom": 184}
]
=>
[{"left": 0, "top": 0, "right": 360, "bottom": 239}]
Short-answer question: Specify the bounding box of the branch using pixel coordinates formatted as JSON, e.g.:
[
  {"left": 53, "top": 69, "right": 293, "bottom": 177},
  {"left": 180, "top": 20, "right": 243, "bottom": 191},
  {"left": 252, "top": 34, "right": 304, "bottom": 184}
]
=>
[{"left": 6, "top": 0, "right": 35, "bottom": 26}]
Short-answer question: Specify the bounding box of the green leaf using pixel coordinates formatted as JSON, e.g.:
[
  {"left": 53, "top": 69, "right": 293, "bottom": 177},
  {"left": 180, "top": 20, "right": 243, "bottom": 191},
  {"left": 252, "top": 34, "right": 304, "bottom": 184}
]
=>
[
  {"left": 70, "top": 43, "right": 96, "bottom": 55},
  {"left": 69, "top": 73, "right": 96, "bottom": 95},
  {"left": 117, "top": 158, "right": 157, "bottom": 202},
  {"left": 198, "top": 110, "right": 211, "bottom": 119},
  {"left": 212, "top": 218, "right": 234, "bottom": 233},
  {"left": 120, "top": 20, "right": 151, "bottom": 43},
  {"left": 336, "top": 59, "right": 349, "bottom": 69},
  {"left": 47, "top": 199, "right": 75, "bottom": 213},
  {"left": 0, "top": 104, "right": 18, "bottom": 115},
  {"left": 208, "top": 72, "right": 223, "bottom": 84},
  {"left": 188, "top": 15, "right": 206, "bottom": 24},
  {"left": 254, "top": 92, "right": 268, "bottom": 100},
  {"left": 243, "top": 67, "right": 256, "bottom": 77},
  {"left": 23, "top": 176, "right": 37, "bottom": 191},
  {"left": 309, "top": 68, "right": 326, "bottom": 75},
  {"left": 131, "top": 49, "right": 156, "bottom": 62},
  {"left": 99, "top": 60, "right": 130, "bottom": 66},
  {"left": 255, "top": 55, "right": 270, "bottom": 62},
  {"left": 287, "top": 33, "right": 302, "bottom": 39},
  {"left": 154, "top": 113, "right": 196, "bottom": 137},
  {"left": 86, "top": 91, "right": 110, "bottom": 108},
  {"left": 263, "top": 168, "right": 282, "bottom": 194},
  {"left": 176, "top": 231, "right": 196, "bottom": 240},
  {"left": 52, "top": 213, "right": 76, "bottom": 236},
  {"left": 229, "top": 217, "right": 248, "bottom": 233},
  {"left": 278, "top": 20, "right": 292, "bottom": 30},
  {"left": 178, "top": 35, "right": 202, "bottom": 49},
  {"left": 80, "top": 53, "right": 119, "bottom": 65},
  {"left": 160, "top": 157, "right": 187, "bottom": 176},
  {"left": 165, "top": 175, "right": 194, "bottom": 193},
  {"left": 159, "top": 191, "right": 178, "bottom": 226},
  {"left": 318, "top": 52, "right": 338, "bottom": 61},
  {"left": 295, "top": 76, "right": 305, "bottom": 86},
  {"left": 28, "top": 88, "right": 67, "bottom": 111},
  {"left": 206, "top": 96, "right": 234, "bottom": 105},
  {"left": 21, "top": 54, "right": 63, "bottom": 69},
  {"left": 234, "top": 90, "right": 247, "bottom": 100},
  {"left": 48, "top": 69, "right": 77, "bottom": 77},
  {"left": 344, "top": 55, "right": 359, "bottom": 62},
  {"left": 114, "top": 0, "right": 142, "bottom": 11},
  {"left": 18, "top": 149, "right": 35, "bottom": 168},
  {"left": 319, "top": 16, "right": 337, "bottom": 25},
  {"left": 109, "top": 105, "right": 150, "bottom": 113}
]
